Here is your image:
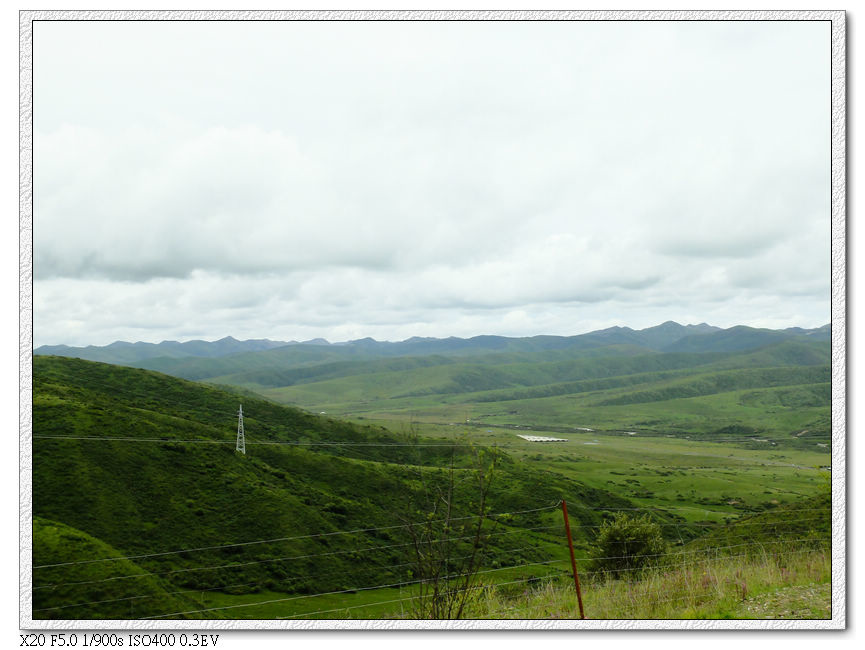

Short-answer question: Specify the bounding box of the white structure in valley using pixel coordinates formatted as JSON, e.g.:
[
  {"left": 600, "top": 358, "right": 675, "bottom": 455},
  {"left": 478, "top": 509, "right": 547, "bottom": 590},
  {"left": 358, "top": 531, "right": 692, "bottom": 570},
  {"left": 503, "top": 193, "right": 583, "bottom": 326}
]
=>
[{"left": 516, "top": 435, "right": 569, "bottom": 442}]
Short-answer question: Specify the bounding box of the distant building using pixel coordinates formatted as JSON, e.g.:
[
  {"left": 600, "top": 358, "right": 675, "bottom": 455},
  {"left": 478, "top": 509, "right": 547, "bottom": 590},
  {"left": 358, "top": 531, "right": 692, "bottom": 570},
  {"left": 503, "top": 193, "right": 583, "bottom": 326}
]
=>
[{"left": 516, "top": 435, "right": 568, "bottom": 443}]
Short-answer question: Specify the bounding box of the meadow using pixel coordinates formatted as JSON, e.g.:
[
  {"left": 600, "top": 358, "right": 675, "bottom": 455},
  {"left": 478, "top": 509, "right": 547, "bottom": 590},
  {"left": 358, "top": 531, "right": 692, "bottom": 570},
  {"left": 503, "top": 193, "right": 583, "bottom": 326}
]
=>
[{"left": 30, "top": 324, "right": 833, "bottom": 621}]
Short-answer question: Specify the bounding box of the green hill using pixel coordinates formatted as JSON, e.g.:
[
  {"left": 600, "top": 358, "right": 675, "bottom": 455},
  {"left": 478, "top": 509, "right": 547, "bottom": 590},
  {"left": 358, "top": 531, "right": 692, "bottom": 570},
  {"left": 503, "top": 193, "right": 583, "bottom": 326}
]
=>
[
  {"left": 216, "top": 338, "right": 829, "bottom": 448},
  {"left": 85, "top": 330, "right": 826, "bottom": 438},
  {"left": 33, "top": 518, "right": 214, "bottom": 620},
  {"left": 681, "top": 489, "right": 830, "bottom": 553},
  {"left": 32, "top": 356, "right": 633, "bottom": 619},
  {"left": 593, "top": 366, "right": 830, "bottom": 406}
]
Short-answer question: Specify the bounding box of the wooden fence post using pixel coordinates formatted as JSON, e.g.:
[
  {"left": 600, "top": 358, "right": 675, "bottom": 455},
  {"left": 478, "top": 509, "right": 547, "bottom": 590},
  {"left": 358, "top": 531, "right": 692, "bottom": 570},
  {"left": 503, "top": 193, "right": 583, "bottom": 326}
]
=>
[{"left": 562, "top": 499, "right": 586, "bottom": 619}]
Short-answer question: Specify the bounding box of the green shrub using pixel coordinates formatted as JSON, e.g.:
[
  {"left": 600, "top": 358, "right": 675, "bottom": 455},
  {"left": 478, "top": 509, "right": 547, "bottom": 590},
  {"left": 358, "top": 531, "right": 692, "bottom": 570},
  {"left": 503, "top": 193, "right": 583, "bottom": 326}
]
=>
[{"left": 589, "top": 513, "right": 669, "bottom": 580}]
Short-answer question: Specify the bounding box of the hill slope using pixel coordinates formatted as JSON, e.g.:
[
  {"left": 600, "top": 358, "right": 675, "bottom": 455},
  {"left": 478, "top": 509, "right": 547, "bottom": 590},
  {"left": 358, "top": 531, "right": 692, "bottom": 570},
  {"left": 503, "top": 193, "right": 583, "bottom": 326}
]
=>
[
  {"left": 33, "top": 518, "right": 215, "bottom": 620},
  {"left": 32, "top": 356, "right": 632, "bottom": 619},
  {"left": 228, "top": 338, "right": 830, "bottom": 447}
]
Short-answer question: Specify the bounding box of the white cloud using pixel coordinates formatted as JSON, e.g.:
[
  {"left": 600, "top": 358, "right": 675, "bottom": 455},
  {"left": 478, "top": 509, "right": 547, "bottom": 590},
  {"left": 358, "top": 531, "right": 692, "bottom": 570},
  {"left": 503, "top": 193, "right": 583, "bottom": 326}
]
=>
[{"left": 32, "top": 19, "right": 831, "bottom": 346}]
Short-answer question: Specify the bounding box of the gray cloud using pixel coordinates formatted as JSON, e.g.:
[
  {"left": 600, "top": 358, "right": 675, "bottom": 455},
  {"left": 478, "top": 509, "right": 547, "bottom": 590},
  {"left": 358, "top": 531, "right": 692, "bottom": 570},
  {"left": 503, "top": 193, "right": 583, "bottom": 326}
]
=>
[{"left": 32, "top": 20, "right": 831, "bottom": 347}]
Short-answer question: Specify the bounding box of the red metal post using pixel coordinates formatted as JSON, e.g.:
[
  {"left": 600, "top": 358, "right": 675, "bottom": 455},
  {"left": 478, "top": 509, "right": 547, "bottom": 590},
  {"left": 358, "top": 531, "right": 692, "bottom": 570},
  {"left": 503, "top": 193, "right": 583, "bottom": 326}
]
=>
[{"left": 562, "top": 499, "right": 586, "bottom": 619}]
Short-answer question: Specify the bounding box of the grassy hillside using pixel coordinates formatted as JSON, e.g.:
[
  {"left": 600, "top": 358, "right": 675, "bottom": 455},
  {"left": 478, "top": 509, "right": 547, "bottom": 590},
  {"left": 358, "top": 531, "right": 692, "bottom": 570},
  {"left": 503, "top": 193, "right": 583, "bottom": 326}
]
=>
[
  {"left": 463, "top": 545, "right": 830, "bottom": 620},
  {"left": 591, "top": 366, "right": 830, "bottom": 406},
  {"left": 31, "top": 355, "right": 831, "bottom": 620},
  {"left": 246, "top": 345, "right": 820, "bottom": 404},
  {"left": 234, "top": 340, "right": 829, "bottom": 449},
  {"left": 33, "top": 356, "right": 636, "bottom": 620},
  {"left": 91, "top": 327, "right": 827, "bottom": 453},
  {"left": 33, "top": 518, "right": 216, "bottom": 620}
]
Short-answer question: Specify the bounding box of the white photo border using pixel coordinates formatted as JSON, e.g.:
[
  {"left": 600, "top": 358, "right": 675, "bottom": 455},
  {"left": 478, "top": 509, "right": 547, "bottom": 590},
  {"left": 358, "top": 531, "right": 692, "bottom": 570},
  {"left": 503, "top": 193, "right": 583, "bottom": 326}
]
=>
[{"left": 18, "top": 8, "right": 847, "bottom": 631}]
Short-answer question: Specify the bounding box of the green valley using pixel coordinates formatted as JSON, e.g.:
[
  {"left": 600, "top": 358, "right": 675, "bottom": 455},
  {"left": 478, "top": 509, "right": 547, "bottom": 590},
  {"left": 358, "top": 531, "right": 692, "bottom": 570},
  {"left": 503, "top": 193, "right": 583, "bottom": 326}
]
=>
[{"left": 30, "top": 322, "right": 833, "bottom": 620}]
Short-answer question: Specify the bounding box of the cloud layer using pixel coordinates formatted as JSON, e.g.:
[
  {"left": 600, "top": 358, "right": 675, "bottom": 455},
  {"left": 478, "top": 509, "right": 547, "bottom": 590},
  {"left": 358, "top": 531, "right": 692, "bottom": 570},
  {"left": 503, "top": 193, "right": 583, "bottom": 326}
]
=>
[{"left": 33, "top": 20, "right": 831, "bottom": 346}]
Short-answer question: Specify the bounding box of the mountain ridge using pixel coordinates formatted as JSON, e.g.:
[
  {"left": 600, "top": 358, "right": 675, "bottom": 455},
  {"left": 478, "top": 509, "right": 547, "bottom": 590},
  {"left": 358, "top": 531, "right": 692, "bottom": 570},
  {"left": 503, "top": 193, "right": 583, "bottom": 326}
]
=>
[{"left": 35, "top": 322, "right": 830, "bottom": 366}]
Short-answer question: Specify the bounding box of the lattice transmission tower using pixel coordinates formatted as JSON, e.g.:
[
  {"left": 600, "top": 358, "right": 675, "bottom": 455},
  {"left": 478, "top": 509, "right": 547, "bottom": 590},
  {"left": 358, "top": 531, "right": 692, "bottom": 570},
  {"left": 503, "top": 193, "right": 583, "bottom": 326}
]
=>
[{"left": 236, "top": 404, "right": 246, "bottom": 455}]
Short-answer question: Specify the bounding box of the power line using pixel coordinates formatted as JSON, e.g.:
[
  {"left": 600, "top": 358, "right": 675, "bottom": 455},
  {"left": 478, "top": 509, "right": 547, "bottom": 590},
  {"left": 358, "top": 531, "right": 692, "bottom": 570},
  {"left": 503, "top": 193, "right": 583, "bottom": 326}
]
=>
[
  {"left": 279, "top": 544, "right": 831, "bottom": 620},
  {"left": 522, "top": 514, "right": 826, "bottom": 533},
  {"left": 266, "top": 567, "right": 594, "bottom": 621},
  {"left": 33, "top": 509, "right": 826, "bottom": 575},
  {"left": 577, "top": 546, "right": 828, "bottom": 580},
  {"left": 33, "top": 435, "right": 503, "bottom": 447},
  {"left": 34, "top": 528, "right": 827, "bottom": 597},
  {"left": 33, "top": 538, "right": 828, "bottom": 618},
  {"left": 34, "top": 524, "right": 564, "bottom": 590},
  {"left": 571, "top": 537, "right": 827, "bottom": 564},
  {"left": 139, "top": 559, "right": 566, "bottom": 619},
  {"left": 32, "top": 580, "right": 260, "bottom": 614},
  {"left": 33, "top": 543, "right": 554, "bottom": 614},
  {"left": 33, "top": 375, "right": 826, "bottom": 457},
  {"left": 566, "top": 503, "right": 829, "bottom": 515},
  {"left": 33, "top": 503, "right": 560, "bottom": 569}
]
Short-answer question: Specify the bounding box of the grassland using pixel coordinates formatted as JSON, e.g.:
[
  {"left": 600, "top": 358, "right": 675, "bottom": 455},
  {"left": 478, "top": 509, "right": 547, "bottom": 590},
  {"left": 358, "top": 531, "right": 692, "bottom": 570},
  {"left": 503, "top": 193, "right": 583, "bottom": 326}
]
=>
[
  {"left": 32, "top": 356, "right": 627, "bottom": 620},
  {"left": 465, "top": 548, "right": 830, "bottom": 620},
  {"left": 35, "top": 494, "right": 827, "bottom": 621},
  {"left": 30, "top": 324, "right": 834, "bottom": 621},
  {"left": 202, "top": 338, "right": 831, "bottom": 454}
]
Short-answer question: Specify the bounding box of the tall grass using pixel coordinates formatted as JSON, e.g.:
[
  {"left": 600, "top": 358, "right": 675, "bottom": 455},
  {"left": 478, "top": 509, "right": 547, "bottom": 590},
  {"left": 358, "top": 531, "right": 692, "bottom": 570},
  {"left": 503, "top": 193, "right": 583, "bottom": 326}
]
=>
[{"left": 462, "top": 546, "right": 830, "bottom": 620}]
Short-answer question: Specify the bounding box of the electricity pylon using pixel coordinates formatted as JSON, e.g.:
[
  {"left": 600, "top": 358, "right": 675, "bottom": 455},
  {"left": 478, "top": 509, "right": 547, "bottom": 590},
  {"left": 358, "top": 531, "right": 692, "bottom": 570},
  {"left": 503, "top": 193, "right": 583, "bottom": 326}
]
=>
[{"left": 236, "top": 404, "right": 246, "bottom": 455}]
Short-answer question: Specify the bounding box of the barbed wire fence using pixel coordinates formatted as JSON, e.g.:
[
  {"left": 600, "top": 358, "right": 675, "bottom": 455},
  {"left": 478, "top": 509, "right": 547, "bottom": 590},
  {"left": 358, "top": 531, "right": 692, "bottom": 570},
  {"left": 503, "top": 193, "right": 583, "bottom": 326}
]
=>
[{"left": 31, "top": 499, "right": 830, "bottom": 621}]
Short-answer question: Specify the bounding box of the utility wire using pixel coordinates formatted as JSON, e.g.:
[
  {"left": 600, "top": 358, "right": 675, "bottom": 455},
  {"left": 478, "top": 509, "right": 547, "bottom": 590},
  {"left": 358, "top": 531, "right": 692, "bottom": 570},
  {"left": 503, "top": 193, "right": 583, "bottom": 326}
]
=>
[
  {"left": 33, "top": 376, "right": 826, "bottom": 457},
  {"left": 572, "top": 537, "right": 827, "bottom": 564},
  {"left": 32, "top": 580, "right": 260, "bottom": 613},
  {"left": 140, "top": 559, "right": 566, "bottom": 619},
  {"left": 271, "top": 571, "right": 575, "bottom": 621},
  {"left": 34, "top": 525, "right": 563, "bottom": 590},
  {"left": 34, "top": 504, "right": 559, "bottom": 569},
  {"left": 33, "top": 435, "right": 508, "bottom": 448},
  {"left": 33, "top": 542, "right": 552, "bottom": 611}
]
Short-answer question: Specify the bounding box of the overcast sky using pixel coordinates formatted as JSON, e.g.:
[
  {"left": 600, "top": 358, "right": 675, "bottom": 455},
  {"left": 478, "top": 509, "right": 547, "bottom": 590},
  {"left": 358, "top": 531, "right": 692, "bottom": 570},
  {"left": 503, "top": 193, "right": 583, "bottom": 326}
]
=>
[{"left": 32, "top": 19, "right": 831, "bottom": 347}]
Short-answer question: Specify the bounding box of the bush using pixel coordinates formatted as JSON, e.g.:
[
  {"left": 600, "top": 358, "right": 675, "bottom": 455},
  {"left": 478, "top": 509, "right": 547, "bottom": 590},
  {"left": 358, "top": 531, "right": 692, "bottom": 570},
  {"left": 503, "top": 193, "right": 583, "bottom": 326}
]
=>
[{"left": 589, "top": 513, "right": 669, "bottom": 580}]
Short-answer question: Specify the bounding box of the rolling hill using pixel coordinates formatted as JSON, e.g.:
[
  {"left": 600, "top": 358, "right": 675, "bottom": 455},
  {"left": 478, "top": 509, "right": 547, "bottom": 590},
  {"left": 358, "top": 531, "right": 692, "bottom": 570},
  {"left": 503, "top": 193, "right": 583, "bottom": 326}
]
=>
[
  {"left": 32, "top": 356, "right": 633, "bottom": 619},
  {"left": 36, "top": 323, "right": 832, "bottom": 449},
  {"left": 189, "top": 338, "right": 829, "bottom": 447},
  {"left": 30, "top": 320, "right": 833, "bottom": 619}
]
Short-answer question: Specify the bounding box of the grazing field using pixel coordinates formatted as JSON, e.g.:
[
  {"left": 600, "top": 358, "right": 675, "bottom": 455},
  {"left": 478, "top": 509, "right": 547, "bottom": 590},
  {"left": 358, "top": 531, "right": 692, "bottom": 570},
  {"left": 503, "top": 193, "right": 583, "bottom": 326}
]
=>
[
  {"left": 345, "top": 419, "right": 829, "bottom": 524},
  {"left": 254, "top": 372, "right": 829, "bottom": 447}
]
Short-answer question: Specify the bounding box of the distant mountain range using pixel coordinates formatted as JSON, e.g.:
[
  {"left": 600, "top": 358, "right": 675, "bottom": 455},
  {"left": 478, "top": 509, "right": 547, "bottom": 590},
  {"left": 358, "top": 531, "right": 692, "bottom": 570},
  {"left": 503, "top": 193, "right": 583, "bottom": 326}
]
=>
[
  {"left": 35, "top": 335, "right": 292, "bottom": 364},
  {"left": 35, "top": 321, "right": 831, "bottom": 366}
]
